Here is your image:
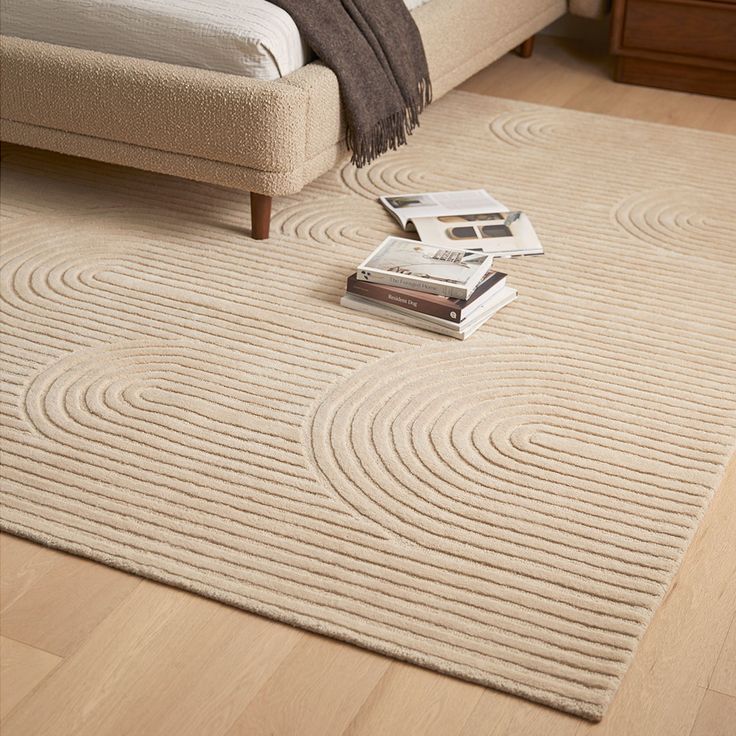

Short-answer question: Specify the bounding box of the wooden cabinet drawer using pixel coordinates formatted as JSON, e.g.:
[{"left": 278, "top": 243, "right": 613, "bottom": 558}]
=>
[{"left": 621, "top": 0, "right": 736, "bottom": 62}]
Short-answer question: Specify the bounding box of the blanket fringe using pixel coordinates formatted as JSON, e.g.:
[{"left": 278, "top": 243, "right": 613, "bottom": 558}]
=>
[{"left": 348, "top": 76, "right": 433, "bottom": 168}]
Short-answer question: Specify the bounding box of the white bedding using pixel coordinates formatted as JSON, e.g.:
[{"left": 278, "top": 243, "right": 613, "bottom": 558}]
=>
[{"left": 0, "top": 0, "right": 432, "bottom": 80}]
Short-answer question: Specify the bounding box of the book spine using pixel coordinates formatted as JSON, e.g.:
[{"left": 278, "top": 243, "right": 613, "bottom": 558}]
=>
[
  {"left": 340, "top": 296, "right": 464, "bottom": 338},
  {"left": 347, "top": 281, "right": 463, "bottom": 323},
  {"left": 356, "top": 270, "right": 469, "bottom": 300}
]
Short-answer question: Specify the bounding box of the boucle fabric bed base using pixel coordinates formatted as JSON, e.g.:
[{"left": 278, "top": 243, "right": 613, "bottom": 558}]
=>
[
  {"left": 0, "top": 0, "right": 567, "bottom": 196},
  {"left": 1, "top": 93, "right": 735, "bottom": 721}
]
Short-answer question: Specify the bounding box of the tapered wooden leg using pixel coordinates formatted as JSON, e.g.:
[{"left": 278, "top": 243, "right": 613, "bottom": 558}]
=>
[
  {"left": 250, "top": 192, "right": 272, "bottom": 240},
  {"left": 516, "top": 35, "right": 535, "bottom": 58}
]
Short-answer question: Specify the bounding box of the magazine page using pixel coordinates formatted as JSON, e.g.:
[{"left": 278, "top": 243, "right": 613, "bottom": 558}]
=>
[
  {"left": 379, "top": 189, "right": 506, "bottom": 230},
  {"left": 412, "top": 211, "right": 544, "bottom": 258}
]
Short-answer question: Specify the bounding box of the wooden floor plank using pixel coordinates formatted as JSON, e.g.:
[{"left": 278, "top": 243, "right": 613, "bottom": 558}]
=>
[
  {"left": 461, "top": 48, "right": 598, "bottom": 108},
  {"left": 341, "top": 662, "right": 485, "bottom": 736},
  {"left": 1, "top": 535, "right": 61, "bottom": 613},
  {"left": 0, "top": 535, "right": 140, "bottom": 657},
  {"left": 458, "top": 690, "right": 580, "bottom": 736},
  {"left": 0, "top": 637, "right": 61, "bottom": 721},
  {"left": 226, "top": 636, "right": 390, "bottom": 736},
  {"left": 704, "top": 98, "right": 736, "bottom": 134},
  {"left": 689, "top": 690, "right": 736, "bottom": 736},
  {"left": 0, "top": 582, "right": 303, "bottom": 736},
  {"left": 710, "top": 614, "right": 736, "bottom": 698}
]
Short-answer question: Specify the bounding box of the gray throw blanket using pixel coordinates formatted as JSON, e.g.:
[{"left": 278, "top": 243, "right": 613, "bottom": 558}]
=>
[{"left": 270, "top": 0, "right": 432, "bottom": 167}]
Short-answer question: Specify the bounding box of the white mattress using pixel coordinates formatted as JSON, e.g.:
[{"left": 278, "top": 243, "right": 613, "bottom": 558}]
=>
[{"left": 0, "top": 0, "right": 432, "bottom": 80}]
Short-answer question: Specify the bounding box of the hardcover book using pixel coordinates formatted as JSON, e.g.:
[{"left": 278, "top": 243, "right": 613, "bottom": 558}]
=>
[
  {"left": 356, "top": 237, "right": 493, "bottom": 300},
  {"left": 341, "top": 287, "right": 517, "bottom": 340},
  {"left": 346, "top": 270, "right": 506, "bottom": 323}
]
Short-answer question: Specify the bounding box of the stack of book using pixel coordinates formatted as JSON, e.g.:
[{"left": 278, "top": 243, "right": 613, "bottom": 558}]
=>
[{"left": 341, "top": 189, "right": 542, "bottom": 339}]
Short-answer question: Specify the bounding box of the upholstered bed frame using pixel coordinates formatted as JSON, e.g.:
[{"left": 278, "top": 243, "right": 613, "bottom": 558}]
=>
[{"left": 0, "top": 0, "right": 606, "bottom": 239}]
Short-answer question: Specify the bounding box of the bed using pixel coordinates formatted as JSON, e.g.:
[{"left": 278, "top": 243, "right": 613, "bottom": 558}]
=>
[
  {"left": 0, "top": 0, "right": 433, "bottom": 80},
  {"left": 0, "top": 0, "right": 607, "bottom": 238}
]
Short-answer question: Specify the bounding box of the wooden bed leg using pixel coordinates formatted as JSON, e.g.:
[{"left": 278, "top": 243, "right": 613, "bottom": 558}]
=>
[
  {"left": 250, "top": 192, "right": 272, "bottom": 240},
  {"left": 516, "top": 35, "right": 535, "bottom": 58}
]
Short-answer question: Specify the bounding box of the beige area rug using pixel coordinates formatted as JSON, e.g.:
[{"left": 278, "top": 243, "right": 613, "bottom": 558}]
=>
[{"left": 1, "top": 93, "right": 735, "bottom": 721}]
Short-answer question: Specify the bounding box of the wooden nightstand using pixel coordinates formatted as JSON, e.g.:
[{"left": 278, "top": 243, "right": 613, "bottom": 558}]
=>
[{"left": 610, "top": 0, "right": 736, "bottom": 98}]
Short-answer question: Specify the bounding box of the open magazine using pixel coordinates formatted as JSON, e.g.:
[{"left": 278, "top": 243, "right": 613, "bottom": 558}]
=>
[
  {"left": 380, "top": 189, "right": 505, "bottom": 229},
  {"left": 414, "top": 210, "right": 543, "bottom": 257},
  {"left": 379, "top": 189, "right": 543, "bottom": 258}
]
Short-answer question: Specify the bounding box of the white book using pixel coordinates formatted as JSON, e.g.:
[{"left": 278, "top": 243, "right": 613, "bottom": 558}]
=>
[
  {"left": 341, "top": 287, "right": 517, "bottom": 340},
  {"left": 356, "top": 236, "right": 493, "bottom": 300}
]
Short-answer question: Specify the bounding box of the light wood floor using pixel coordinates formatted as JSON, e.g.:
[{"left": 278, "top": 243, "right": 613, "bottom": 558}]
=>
[{"left": 2, "top": 35, "right": 735, "bottom": 736}]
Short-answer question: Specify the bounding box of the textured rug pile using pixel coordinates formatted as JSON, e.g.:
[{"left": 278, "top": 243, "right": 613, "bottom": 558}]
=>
[{"left": 1, "top": 93, "right": 735, "bottom": 721}]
